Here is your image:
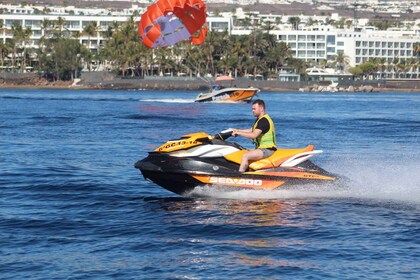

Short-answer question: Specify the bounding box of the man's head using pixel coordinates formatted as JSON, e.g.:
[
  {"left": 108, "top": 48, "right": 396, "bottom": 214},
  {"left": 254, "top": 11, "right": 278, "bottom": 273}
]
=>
[{"left": 252, "top": 99, "right": 266, "bottom": 118}]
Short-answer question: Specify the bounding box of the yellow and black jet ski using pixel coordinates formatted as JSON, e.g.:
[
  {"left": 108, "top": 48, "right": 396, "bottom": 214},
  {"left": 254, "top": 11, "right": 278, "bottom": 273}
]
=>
[{"left": 135, "top": 130, "right": 336, "bottom": 195}]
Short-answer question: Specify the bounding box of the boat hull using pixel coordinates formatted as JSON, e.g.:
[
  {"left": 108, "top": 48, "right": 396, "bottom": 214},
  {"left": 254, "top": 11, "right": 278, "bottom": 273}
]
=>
[{"left": 194, "top": 87, "right": 259, "bottom": 103}]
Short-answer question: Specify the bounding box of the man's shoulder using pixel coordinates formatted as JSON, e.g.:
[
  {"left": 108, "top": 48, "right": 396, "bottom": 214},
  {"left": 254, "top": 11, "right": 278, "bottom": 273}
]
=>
[{"left": 256, "top": 117, "right": 270, "bottom": 133}]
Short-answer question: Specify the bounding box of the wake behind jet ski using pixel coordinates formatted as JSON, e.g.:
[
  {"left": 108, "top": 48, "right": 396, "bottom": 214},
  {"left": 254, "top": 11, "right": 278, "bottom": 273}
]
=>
[{"left": 135, "top": 130, "right": 337, "bottom": 196}]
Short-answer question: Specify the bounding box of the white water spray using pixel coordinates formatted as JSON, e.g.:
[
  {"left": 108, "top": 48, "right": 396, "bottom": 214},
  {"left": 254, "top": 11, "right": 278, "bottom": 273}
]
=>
[{"left": 190, "top": 157, "right": 420, "bottom": 205}]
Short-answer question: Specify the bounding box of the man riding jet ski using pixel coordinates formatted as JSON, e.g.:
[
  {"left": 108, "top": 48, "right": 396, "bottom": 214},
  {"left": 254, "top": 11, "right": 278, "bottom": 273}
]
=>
[{"left": 135, "top": 130, "right": 336, "bottom": 196}]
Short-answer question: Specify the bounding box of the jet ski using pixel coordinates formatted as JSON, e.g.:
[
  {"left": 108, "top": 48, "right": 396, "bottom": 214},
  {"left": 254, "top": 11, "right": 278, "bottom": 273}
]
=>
[{"left": 135, "top": 130, "right": 336, "bottom": 196}]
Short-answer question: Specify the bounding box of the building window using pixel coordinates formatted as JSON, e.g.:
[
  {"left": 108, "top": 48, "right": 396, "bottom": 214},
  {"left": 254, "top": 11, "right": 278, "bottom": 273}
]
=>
[
  {"left": 66, "top": 21, "right": 81, "bottom": 29},
  {"left": 82, "top": 21, "right": 96, "bottom": 28},
  {"left": 32, "top": 30, "right": 42, "bottom": 37},
  {"left": 298, "top": 35, "right": 306, "bottom": 41},
  {"left": 307, "top": 35, "right": 316, "bottom": 41},
  {"left": 326, "top": 35, "right": 335, "bottom": 45},
  {"left": 298, "top": 50, "right": 306, "bottom": 57},
  {"left": 279, "top": 35, "right": 287, "bottom": 41},
  {"left": 6, "top": 19, "right": 23, "bottom": 27},
  {"left": 25, "top": 20, "right": 41, "bottom": 29},
  {"left": 307, "top": 50, "right": 315, "bottom": 57},
  {"left": 288, "top": 35, "right": 296, "bottom": 41},
  {"left": 210, "top": 22, "right": 228, "bottom": 30},
  {"left": 337, "top": 41, "right": 344, "bottom": 46},
  {"left": 317, "top": 35, "right": 325, "bottom": 41},
  {"left": 327, "top": 47, "right": 335, "bottom": 53}
]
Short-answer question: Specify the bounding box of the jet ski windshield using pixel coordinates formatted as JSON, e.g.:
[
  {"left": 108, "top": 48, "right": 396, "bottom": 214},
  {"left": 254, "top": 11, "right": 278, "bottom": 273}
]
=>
[
  {"left": 213, "top": 130, "right": 245, "bottom": 150},
  {"left": 214, "top": 129, "right": 233, "bottom": 141}
]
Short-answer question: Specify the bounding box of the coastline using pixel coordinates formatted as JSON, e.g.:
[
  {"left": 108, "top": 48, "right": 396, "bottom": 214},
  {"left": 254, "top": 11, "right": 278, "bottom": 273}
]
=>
[{"left": 1, "top": 72, "right": 419, "bottom": 92}]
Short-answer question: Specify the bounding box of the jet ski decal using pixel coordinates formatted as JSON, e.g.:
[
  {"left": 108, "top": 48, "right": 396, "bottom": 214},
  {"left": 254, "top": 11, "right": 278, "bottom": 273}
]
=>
[
  {"left": 246, "top": 171, "right": 336, "bottom": 181},
  {"left": 191, "top": 174, "right": 285, "bottom": 190},
  {"left": 154, "top": 132, "right": 211, "bottom": 152}
]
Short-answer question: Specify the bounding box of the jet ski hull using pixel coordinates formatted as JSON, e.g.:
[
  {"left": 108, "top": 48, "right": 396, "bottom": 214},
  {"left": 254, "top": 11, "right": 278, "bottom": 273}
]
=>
[{"left": 135, "top": 154, "right": 336, "bottom": 195}]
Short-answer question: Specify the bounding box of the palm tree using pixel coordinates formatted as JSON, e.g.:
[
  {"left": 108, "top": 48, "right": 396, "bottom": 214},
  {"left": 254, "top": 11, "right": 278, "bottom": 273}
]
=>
[
  {"left": 376, "top": 57, "right": 387, "bottom": 79},
  {"left": 53, "top": 16, "right": 67, "bottom": 38},
  {"left": 396, "top": 59, "right": 407, "bottom": 79},
  {"left": 83, "top": 21, "right": 99, "bottom": 71},
  {"left": 11, "top": 22, "right": 32, "bottom": 72},
  {"left": 41, "top": 18, "right": 52, "bottom": 38},
  {"left": 332, "top": 52, "right": 350, "bottom": 71},
  {"left": 83, "top": 21, "right": 99, "bottom": 51},
  {"left": 0, "top": 19, "right": 7, "bottom": 69},
  {"left": 391, "top": 57, "right": 400, "bottom": 79},
  {"left": 230, "top": 37, "right": 248, "bottom": 78},
  {"left": 406, "top": 57, "right": 418, "bottom": 78},
  {"left": 288, "top": 17, "right": 301, "bottom": 30},
  {"left": 413, "top": 42, "right": 420, "bottom": 58},
  {"left": 286, "top": 57, "right": 308, "bottom": 80},
  {"left": 0, "top": 41, "right": 11, "bottom": 69}
]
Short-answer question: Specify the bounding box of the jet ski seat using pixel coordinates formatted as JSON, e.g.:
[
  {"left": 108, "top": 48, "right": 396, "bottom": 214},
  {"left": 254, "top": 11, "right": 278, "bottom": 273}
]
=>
[{"left": 224, "top": 145, "right": 315, "bottom": 170}]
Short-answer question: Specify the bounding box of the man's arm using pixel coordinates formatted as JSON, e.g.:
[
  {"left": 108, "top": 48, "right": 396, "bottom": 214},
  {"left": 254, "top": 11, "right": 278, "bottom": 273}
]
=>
[
  {"left": 229, "top": 127, "right": 252, "bottom": 133},
  {"left": 232, "top": 128, "right": 262, "bottom": 139}
]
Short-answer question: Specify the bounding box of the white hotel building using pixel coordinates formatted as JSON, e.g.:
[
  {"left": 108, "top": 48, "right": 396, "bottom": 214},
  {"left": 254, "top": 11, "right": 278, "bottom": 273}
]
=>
[
  {"left": 0, "top": 7, "right": 418, "bottom": 79},
  {"left": 233, "top": 26, "right": 420, "bottom": 79}
]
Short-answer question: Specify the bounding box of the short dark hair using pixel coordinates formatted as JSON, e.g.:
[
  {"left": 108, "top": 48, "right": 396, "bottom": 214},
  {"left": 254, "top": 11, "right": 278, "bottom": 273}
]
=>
[{"left": 252, "top": 99, "right": 265, "bottom": 110}]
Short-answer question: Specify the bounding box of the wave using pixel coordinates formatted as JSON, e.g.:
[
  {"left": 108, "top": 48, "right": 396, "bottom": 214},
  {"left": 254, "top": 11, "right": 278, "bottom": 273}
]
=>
[
  {"left": 140, "top": 98, "right": 195, "bottom": 103},
  {"left": 0, "top": 93, "right": 140, "bottom": 102},
  {"left": 188, "top": 157, "right": 420, "bottom": 207}
]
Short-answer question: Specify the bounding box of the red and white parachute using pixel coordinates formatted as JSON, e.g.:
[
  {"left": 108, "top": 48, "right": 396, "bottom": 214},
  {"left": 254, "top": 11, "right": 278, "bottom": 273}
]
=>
[{"left": 138, "top": 0, "right": 207, "bottom": 48}]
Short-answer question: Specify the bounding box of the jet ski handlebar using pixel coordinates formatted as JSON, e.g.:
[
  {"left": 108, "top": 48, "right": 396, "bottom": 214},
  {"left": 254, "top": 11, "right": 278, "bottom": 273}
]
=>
[{"left": 213, "top": 129, "right": 234, "bottom": 141}]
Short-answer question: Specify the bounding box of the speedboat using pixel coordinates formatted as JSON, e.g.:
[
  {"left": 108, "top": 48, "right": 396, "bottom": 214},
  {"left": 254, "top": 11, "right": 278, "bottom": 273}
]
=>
[
  {"left": 194, "top": 87, "right": 260, "bottom": 103},
  {"left": 135, "top": 130, "right": 337, "bottom": 196}
]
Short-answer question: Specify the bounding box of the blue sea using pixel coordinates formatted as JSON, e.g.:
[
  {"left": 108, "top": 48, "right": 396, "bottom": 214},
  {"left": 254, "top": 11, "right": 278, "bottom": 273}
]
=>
[{"left": 1, "top": 88, "right": 419, "bottom": 279}]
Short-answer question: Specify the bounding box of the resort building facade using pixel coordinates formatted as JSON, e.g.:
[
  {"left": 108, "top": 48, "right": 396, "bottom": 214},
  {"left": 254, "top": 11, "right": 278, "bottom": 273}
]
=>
[{"left": 0, "top": 6, "right": 418, "bottom": 80}]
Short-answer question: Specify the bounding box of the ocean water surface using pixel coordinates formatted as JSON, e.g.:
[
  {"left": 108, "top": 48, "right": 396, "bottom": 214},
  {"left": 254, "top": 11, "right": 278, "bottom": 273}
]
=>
[{"left": 1, "top": 89, "right": 419, "bottom": 279}]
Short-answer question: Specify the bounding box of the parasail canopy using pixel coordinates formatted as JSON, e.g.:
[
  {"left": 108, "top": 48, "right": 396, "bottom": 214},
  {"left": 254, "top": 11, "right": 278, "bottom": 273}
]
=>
[{"left": 139, "top": 0, "right": 207, "bottom": 48}]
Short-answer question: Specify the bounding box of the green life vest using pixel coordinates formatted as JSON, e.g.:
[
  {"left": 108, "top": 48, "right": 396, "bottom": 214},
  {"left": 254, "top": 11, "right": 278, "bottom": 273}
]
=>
[{"left": 252, "top": 114, "right": 277, "bottom": 149}]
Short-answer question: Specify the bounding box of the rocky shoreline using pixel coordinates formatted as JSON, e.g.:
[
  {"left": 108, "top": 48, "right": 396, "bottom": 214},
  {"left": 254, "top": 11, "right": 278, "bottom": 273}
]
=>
[{"left": 0, "top": 72, "right": 419, "bottom": 92}]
